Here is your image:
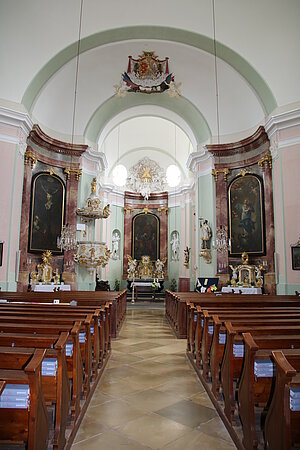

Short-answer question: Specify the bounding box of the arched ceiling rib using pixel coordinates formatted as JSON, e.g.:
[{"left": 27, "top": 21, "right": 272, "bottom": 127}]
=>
[{"left": 22, "top": 26, "right": 276, "bottom": 115}]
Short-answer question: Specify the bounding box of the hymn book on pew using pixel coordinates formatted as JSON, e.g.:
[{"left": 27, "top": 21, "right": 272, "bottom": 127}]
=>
[{"left": 0, "top": 384, "right": 30, "bottom": 409}]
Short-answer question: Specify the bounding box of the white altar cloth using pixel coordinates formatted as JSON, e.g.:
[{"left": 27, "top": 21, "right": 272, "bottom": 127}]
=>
[
  {"left": 221, "top": 287, "right": 262, "bottom": 294},
  {"left": 33, "top": 284, "right": 71, "bottom": 292}
]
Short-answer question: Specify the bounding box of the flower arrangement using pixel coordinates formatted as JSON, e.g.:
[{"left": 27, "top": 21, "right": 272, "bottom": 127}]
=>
[{"left": 151, "top": 278, "right": 160, "bottom": 291}]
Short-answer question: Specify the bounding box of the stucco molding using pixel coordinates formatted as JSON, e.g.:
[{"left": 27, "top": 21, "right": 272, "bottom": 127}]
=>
[
  {"left": 0, "top": 105, "right": 33, "bottom": 138},
  {"left": 187, "top": 147, "right": 210, "bottom": 171},
  {"left": 80, "top": 146, "right": 107, "bottom": 173},
  {"left": 265, "top": 107, "right": 300, "bottom": 139}
]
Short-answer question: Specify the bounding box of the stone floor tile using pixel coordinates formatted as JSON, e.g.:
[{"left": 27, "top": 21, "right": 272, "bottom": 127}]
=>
[
  {"left": 72, "top": 306, "right": 237, "bottom": 450},
  {"left": 119, "top": 412, "right": 191, "bottom": 448}
]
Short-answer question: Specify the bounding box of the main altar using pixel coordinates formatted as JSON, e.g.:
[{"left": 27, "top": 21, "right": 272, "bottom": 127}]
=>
[{"left": 126, "top": 254, "right": 166, "bottom": 300}]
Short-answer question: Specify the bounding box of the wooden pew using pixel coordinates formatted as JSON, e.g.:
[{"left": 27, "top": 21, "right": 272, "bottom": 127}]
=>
[
  {"left": 202, "top": 309, "right": 300, "bottom": 384},
  {"left": 221, "top": 321, "right": 300, "bottom": 425},
  {"left": 167, "top": 289, "right": 300, "bottom": 339},
  {"left": 238, "top": 333, "right": 300, "bottom": 450},
  {"left": 0, "top": 332, "right": 70, "bottom": 450},
  {"left": 0, "top": 320, "right": 83, "bottom": 421},
  {"left": 0, "top": 313, "right": 93, "bottom": 398},
  {"left": 0, "top": 302, "right": 108, "bottom": 373},
  {"left": 0, "top": 289, "right": 127, "bottom": 338},
  {"left": 0, "top": 348, "right": 49, "bottom": 450},
  {"left": 190, "top": 306, "right": 300, "bottom": 378},
  {"left": 264, "top": 349, "right": 300, "bottom": 450},
  {"left": 0, "top": 308, "right": 96, "bottom": 383}
]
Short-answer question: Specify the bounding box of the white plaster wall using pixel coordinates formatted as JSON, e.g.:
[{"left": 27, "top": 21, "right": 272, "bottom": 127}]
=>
[{"left": 1, "top": 0, "right": 299, "bottom": 109}]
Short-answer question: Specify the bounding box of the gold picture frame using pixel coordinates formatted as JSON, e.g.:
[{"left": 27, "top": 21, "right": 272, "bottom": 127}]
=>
[
  {"left": 228, "top": 174, "right": 265, "bottom": 256},
  {"left": 29, "top": 173, "right": 65, "bottom": 254},
  {"left": 132, "top": 212, "right": 160, "bottom": 261}
]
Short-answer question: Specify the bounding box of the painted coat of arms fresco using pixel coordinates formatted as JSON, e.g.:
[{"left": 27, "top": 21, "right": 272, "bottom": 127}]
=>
[{"left": 114, "top": 51, "right": 181, "bottom": 97}]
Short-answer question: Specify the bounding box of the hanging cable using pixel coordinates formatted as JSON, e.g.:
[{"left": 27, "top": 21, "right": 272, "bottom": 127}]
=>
[
  {"left": 71, "top": 0, "right": 84, "bottom": 147},
  {"left": 212, "top": 0, "right": 220, "bottom": 145}
]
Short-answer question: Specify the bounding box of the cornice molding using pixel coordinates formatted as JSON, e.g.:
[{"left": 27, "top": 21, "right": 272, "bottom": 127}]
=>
[
  {"left": 206, "top": 126, "right": 268, "bottom": 155},
  {"left": 81, "top": 146, "right": 107, "bottom": 172},
  {"left": 205, "top": 126, "right": 269, "bottom": 168},
  {"left": 186, "top": 147, "right": 212, "bottom": 172},
  {"left": 265, "top": 107, "right": 300, "bottom": 139},
  {"left": 29, "top": 124, "right": 87, "bottom": 157},
  {"left": 0, "top": 105, "right": 33, "bottom": 136}
]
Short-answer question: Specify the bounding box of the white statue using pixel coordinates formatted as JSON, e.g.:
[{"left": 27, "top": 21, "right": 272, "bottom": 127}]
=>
[
  {"left": 127, "top": 255, "right": 137, "bottom": 279},
  {"left": 170, "top": 232, "right": 180, "bottom": 261},
  {"left": 201, "top": 220, "right": 212, "bottom": 249},
  {"left": 155, "top": 257, "right": 167, "bottom": 279},
  {"left": 111, "top": 231, "right": 120, "bottom": 260},
  {"left": 229, "top": 264, "right": 238, "bottom": 285}
]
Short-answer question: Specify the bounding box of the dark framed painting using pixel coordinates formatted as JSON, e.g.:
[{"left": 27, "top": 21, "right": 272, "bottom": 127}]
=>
[
  {"left": 228, "top": 174, "right": 265, "bottom": 256},
  {"left": 132, "top": 212, "right": 160, "bottom": 261},
  {"left": 0, "top": 242, "right": 3, "bottom": 266},
  {"left": 28, "top": 173, "right": 65, "bottom": 254},
  {"left": 291, "top": 246, "right": 300, "bottom": 270}
]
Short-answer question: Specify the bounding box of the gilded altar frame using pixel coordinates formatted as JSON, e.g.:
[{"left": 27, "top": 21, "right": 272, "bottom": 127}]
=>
[{"left": 228, "top": 173, "right": 265, "bottom": 256}]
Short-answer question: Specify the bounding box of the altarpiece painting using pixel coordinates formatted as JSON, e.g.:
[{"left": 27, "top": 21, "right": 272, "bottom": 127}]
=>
[
  {"left": 228, "top": 174, "right": 265, "bottom": 256},
  {"left": 132, "top": 212, "right": 159, "bottom": 261},
  {"left": 29, "top": 173, "right": 65, "bottom": 253}
]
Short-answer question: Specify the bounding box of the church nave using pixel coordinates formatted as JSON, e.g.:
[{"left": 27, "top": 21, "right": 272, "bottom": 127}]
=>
[{"left": 72, "top": 306, "right": 236, "bottom": 449}]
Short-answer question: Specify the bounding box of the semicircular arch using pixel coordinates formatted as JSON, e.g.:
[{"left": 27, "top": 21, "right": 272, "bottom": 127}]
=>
[
  {"left": 22, "top": 26, "right": 277, "bottom": 115},
  {"left": 87, "top": 95, "right": 210, "bottom": 147}
]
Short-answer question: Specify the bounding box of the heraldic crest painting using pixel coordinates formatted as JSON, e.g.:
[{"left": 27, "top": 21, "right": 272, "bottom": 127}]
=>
[{"left": 114, "top": 51, "right": 181, "bottom": 96}]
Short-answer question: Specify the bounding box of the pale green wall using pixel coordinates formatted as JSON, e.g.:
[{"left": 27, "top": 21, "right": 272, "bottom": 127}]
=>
[
  {"left": 107, "top": 204, "right": 125, "bottom": 290},
  {"left": 76, "top": 171, "right": 96, "bottom": 290},
  {"left": 198, "top": 173, "right": 216, "bottom": 277},
  {"left": 167, "top": 205, "right": 181, "bottom": 290}
]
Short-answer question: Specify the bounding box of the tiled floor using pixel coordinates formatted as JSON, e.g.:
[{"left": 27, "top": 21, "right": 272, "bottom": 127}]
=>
[{"left": 72, "top": 305, "right": 236, "bottom": 449}]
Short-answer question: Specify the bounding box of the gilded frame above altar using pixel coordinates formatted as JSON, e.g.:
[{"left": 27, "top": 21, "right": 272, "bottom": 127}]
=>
[
  {"left": 132, "top": 212, "right": 160, "bottom": 261},
  {"left": 228, "top": 174, "right": 265, "bottom": 256},
  {"left": 29, "top": 173, "right": 65, "bottom": 254}
]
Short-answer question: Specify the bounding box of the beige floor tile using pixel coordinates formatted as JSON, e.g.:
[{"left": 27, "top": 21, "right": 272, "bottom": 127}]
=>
[
  {"left": 72, "top": 306, "right": 237, "bottom": 450},
  {"left": 123, "top": 388, "right": 182, "bottom": 412},
  {"left": 86, "top": 398, "right": 146, "bottom": 428},
  {"left": 119, "top": 412, "right": 192, "bottom": 448},
  {"left": 197, "top": 416, "right": 234, "bottom": 443},
  {"left": 161, "top": 429, "right": 237, "bottom": 450},
  {"left": 72, "top": 429, "right": 152, "bottom": 449}
]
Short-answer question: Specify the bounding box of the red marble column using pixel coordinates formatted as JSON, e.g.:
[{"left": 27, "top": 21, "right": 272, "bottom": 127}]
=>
[
  {"left": 215, "top": 174, "right": 229, "bottom": 276},
  {"left": 261, "top": 164, "right": 276, "bottom": 294},
  {"left": 18, "top": 150, "right": 34, "bottom": 291},
  {"left": 62, "top": 173, "right": 80, "bottom": 287}
]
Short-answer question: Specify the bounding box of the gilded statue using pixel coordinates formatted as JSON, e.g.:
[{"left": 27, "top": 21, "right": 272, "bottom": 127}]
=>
[
  {"left": 37, "top": 250, "right": 53, "bottom": 284},
  {"left": 138, "top": 255, "right": 153, "bottom": 279},
  {"left": 127, "top": 255, "right": 137, "bottom": 278}
]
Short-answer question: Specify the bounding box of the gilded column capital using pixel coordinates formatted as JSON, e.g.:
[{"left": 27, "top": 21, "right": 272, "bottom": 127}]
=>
[
  {"left": 212, "top": 168, "right": 229, "bottom": 182},
  {"left": 24, "top": 147, "right": 37, "bottom": 168},
  {"left": 64, "top": 167, "right": 82, "bottom": 181}
]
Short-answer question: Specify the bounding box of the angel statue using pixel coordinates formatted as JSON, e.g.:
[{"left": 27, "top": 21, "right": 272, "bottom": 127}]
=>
[
  {"left": 155, "top": 257, "right": 167, "bottom": 279},
  {"left": 229, "top": 264, "right": 238, "bottom": 286},
  {"left": 184, "top": 246, "right": 191, "bottom": 268},
  {"left": 127, "top": 255, "right": 137, "bottom": 279}
]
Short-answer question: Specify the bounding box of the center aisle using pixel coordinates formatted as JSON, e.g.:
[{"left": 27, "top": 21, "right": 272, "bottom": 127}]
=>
[{"left": 72, "top": 305, "right": 236, "bottom": 449}]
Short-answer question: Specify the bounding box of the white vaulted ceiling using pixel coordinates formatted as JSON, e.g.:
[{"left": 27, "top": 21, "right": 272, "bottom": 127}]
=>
[{"left": 1, "top": 0, "right": 299, "bottom": 187}]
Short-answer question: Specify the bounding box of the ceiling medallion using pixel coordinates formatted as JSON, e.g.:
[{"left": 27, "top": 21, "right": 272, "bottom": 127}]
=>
[
  {"left": 126, "top": 157, "right": 166, "bottom": 200},
  {"left": 114, "top": 51, "right": 181, "bottom": 97}
]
